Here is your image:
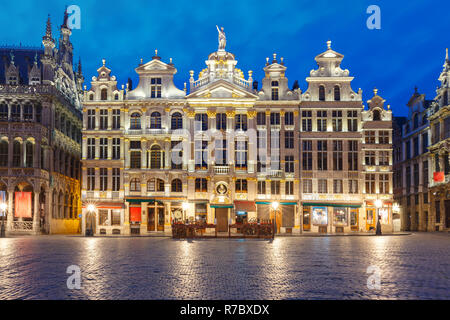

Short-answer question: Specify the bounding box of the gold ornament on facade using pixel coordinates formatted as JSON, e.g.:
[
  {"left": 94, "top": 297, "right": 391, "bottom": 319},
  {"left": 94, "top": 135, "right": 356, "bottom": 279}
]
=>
[
  {"left": 265, "top": 110, "right": 271, "bottom": 116},
  {"left": 187, "top": 111, "right": 196, "bottom": 118},
  {"left": 206, "top": 110, "right": 216, "bottom": 117},
  {"left": 247, "top": 110, "right": 257, "bottom": 119},
  {"left": 226, "top": 110, "right": 236, "bottom": 118}
]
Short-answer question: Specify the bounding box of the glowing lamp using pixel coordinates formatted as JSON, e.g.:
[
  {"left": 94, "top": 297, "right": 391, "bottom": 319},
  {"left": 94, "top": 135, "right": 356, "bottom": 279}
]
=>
[
  {"left": 375, "top": 199, "right": 382, "bottom": 208},
  {"left": 271, "top": 201, "right": 279, "bottom": 210}
]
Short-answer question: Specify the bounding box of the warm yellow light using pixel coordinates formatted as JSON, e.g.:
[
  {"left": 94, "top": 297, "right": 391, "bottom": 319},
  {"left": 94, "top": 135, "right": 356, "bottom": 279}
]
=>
[
  {"left": 393, "top": 203, "right": 400, "bottom": 213},
  {"left": 182, "top": 202, "right": 189, "bottom": 211},
  {"left": 87, "top": 204, "right": 96, "bottom": 213},
  {"left": 271, "top": 201, "right": 279, "bottom": 210},
  {"left": 375, "top": 199, "right": 382, "bottom": 208},
  {"left": 0, "top": 202, "right": 7, "bottom": 211}
]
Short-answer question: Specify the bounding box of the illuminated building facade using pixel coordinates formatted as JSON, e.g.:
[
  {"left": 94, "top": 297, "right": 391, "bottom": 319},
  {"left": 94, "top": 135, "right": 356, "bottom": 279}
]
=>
[
  {"left": 81, "top": 35, "right": 393, "bottom": 235},
  {"left": 0, "top": 14, "right": 83, "bottom": 234}
]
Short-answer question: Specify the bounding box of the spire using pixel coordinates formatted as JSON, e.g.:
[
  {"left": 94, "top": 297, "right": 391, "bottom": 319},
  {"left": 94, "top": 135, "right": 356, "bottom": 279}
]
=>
[
  {"left": 77, "top": 57, "right": 82, "bottom": 74},
  {"left": 42, "top": 14, "right": 54, "bottom": 42},
  {"left": 62, "top": 6, "right": 69, "bottom": 29},
  {"left": 10, "top": 50, "right": 15, "bottom": 65},
  {"left": 327, "top": 40, "right": 332, "bottom": 50}
]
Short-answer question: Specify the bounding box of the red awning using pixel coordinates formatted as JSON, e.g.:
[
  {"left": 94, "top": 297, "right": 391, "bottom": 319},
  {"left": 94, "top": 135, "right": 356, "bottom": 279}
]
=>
[{"left": 234, "top": 201, "right": 256, "bottom": 212}]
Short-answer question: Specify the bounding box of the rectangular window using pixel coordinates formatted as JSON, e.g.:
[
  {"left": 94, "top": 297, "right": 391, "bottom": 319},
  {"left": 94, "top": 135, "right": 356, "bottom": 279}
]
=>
[
  {"left": 100, "top": 168, "right": 108, "bottom": 191},
  {"left": 422, "top": 132, "right": 428, "bottom": 153},
  {"left": 215, "top": 139, "right": 227, "bottom": 165},
  {"left": 271, "top": 180, "right": 280, "bottom": 194},
  {"left": 171, "top": 140, "right": 183, "bottom": 169},
  {"left": 347, "top": 110, "right": 358, "bottom": 132},
  {"left": 365, "top": 151, "right": 376, "bottom": 166},
  {"left": 303, "top": 179, "right": 313, "bottom": 193},
  {"left": 150, "top": 78, "right": 162, "bottom": 98},
  {"left": 270, "top": 112, "right": 280, "bottom": 125},
  {"left": 423, "top": 160, "right": 429, "bottom": 187},
  {"left": 235, "top": 140, "right": 248, "bottom": 170},
  {"left": 318, "top": 179, "right": 328, "bottom": 193},
  {"left": 271, "top": 87, "right": 279, "bottom": 101},
  {"left": 257, "top": 181, "right": 266, "bottom": 194},
  {"left": 285, "top": 181, "right": 294, "bottom": 195},
  {"left": 405, "top": 141, "right": 411, "bottom": 160},
  {"left": 236, "top": 179, "right": 248, "bottom": 193},
  {"left": 23, "top": 104, "right": 33, "bottom": 121},
  {"left": 379, "top": 131, "right": 389, "bottom": 144},
  {"left": 284, "top": 131, "right": 294, "bottom": 149},
  {"left": 285, "top": 155, "right": 294, "bottom": 173},
  {"left": 257, "top": 130, "right": 266, "bottom": 149},
  {"left": 112, "top": 168, "right": 120, "bottom": 191},
  {"left": 301, "top": 111, "right": 312, "bottom": 131},
  {"left": 317, "top": 140, "right": 328, "bottom": 170},
  {"left": 99, "top": 109, "right": 108, "bottom": 130},
  {"left": 256, "top": 112, "right": 266, "bottom": 125},
  {"left": 195, "top": 140, "right": 208, "bottom": 169},
  {"left": 379, "top": 174, "right": 389, "bottom": 194},
  {"left": 348, "top": 179, "right": 358, "bottom": 194},
  {"left": 99, "top": 138, "right": 108, "bottom": 159},
  {"left": 112, "top": 109, "right": 120, "bottom": 129},
  {"left": 379, "top": 151, "right": 389, "bottom": 166},
  {"left": 413, "top": 163, "right": 419, "bottom": 186},
  {"left": 235, "top": 114, "right": 248, "bottom": 131},
  {"left": 87, "top": 168, "right": 95, "bottom": 191},
  {"left": 348, "top": 140, "right": 358, "bottom": 171},
  {"left": 332, "top": 111, "right": 342, "bottom": 132},
  {"left": 87, "top": 109, "right": 95, "bottom": 130},
  {"left": 130, "top": 151, "right": 141, "bottom": 169},
  {"left": 285, "top": 112, "right": 294, "bottom": 126},
  {"left": 317, "top": 111, "right": 327, "bottom": 132},
  {"left": 112, "top": 138, "right": 120, "bottom": 160},
  {"left": 195, "top": 178, "right": 208, "bottom": 192},
  {"left": 413, "top": 137, "right": 419, "bottom": 157},
  {"left": 302, "top": 140, "right": 312, "bottom": 170},
  {"left": 216, "top": 113, "right": 227, "bottom": 130},
  {"left": 333, "top": 140, "right": 343, "bottom": 171},
  {"left": 333, "top": 179, "right": 343, "bottom": 193},
  {"left": 87, "top": 138, "right": 95, "bottom": 159},
  {"left": 365, "top": 174, "right": 376, "bottom": 194},
  {"left": 365, "top": 131, "right": 375, "bottom": 144},
  {"left": 195, "top": 114, "right": 208, "bottom": 131}
]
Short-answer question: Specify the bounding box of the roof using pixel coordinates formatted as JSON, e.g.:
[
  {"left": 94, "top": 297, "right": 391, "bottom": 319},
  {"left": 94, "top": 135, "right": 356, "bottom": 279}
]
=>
[{"left": 0, "top": 46, "right": 44, "bottom": 85}]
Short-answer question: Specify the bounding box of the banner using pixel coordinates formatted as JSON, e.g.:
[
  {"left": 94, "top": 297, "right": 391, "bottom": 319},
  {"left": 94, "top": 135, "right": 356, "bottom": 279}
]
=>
[
  {"left": 433, "top": 171, "right": 445, "bottom": 182},
  {"left": 130, "top": 207, "right": 141, "bottom": 222},
  {"left": 15, "top": 192, "right": 32, "bottom": 218}
]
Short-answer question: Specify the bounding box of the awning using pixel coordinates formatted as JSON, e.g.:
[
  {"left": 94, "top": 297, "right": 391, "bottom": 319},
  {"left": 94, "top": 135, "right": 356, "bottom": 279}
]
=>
[
  {"left": 125, "top": 198, "right": 164, "bottom": 205},
  {"left": 234, "top": 201, "right": 256, "bottom": 212},
  {"left": 255, "top": 201, "right": 298, "bottom": 205},
  {"left": 302, "top": 202, "right": 362, "bottom": 208},
  {"left": 82, "top": 203, "right": 124, "bottom": 209},
  {"left": 210, "top": 204, "right": 233, "bottom": 208}
]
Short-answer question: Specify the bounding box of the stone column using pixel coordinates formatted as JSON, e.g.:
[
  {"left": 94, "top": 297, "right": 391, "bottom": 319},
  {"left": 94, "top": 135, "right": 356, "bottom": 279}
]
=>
[
  {"left": 33, "top": 191, "right": 40, "bottom": 234},
  {"left": 141, "top": 139, "right": 147, "bottom": 169},
  {"left": 123, "top": 202, "right": 130, "bottom": 235},
  {"left": 6, "top": 190, "right": 13, "bottom": 232},
  {"left": 140, "top": 201, "right": 147, "bottom": 234}
]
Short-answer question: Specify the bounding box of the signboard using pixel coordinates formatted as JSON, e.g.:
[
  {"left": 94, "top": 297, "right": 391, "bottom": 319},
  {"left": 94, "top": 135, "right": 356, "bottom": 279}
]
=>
[
  {"left": 15, "top": 192, "right": 32, "bottom": 218},
  {"left": 129, "top": 207, "right": 142, "bottom": 222},
  {"left": 312, "top": 207, "right": 328, "bottom": 225}
]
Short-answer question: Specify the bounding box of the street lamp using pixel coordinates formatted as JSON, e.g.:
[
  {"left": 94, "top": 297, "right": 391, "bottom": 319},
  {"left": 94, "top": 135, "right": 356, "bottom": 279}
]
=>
[
  {"left": 0, "top": 202, "right": 7, "bottom": 238},
  {"left": 271, "top": 201, "right": 279, "bottom": 235},
  {"left": 375, "top": 199, "right": 382, "bottom": 235},
  {"left": 182, "top": 202, "right": 189, "bottom": 223},
  {"left": 86, "top": 204, "right": 96, "bottom": 236}
]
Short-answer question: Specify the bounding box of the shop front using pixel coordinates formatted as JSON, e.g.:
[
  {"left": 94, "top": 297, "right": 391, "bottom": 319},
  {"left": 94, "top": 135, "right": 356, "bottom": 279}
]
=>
[
  {"left": 365, "top": 200, "right": 393, "bottom": 233},
  {"left": 302, "top": 202, "right": 362, "bottom": 233},
  {"left": 255, "top": 201, "right": 297, "bottom": 234},
  {"left": 210, "top": 204, "right": 233, "bottom": 232}
]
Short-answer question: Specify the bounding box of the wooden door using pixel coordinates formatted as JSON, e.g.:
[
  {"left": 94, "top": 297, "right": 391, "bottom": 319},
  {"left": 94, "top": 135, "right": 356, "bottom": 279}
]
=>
[
  {"left": 303, "top": 208, "right": 311, "bottom": 231},
  {"left": 275, "top": 211, "right": 282, "bottom": 234},
  {"left": 350, "top": 209, "right": 359, "bottom": 231},
  {"left": 147, "top": 207, "right": 155, "bottom": 231},
  {"left": 366, "top": 208, "right": 375, "bottom": 231},
  {"left": 157, "top": 207, "right": 165, "bottom": 231},
  {"left": 216, "top": 208, "right": 228, "bottom": 232}
]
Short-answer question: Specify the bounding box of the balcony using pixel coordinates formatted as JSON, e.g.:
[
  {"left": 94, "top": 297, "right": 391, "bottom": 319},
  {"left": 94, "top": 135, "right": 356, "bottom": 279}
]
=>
[
  {"left": 214, "top": 165, "right": 230, "bottom": 175},
  {"left": 269, "top": 169, "right": 283, "bottom": 178}
]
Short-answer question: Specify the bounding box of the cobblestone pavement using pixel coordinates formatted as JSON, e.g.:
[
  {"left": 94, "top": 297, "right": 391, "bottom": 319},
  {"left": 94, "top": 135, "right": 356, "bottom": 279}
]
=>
[{"left": 0, "top": 233, "right": 449, "bottom": 299}]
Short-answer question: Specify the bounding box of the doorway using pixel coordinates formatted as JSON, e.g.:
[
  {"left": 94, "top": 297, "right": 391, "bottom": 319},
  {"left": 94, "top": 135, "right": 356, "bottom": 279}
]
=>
[
  {"left": 216, "top": 208, "right": 228, "bottom": 232},
  {"left": 303, "top": 207, "right": 311, "bottom": 231},
  {"left": 366, "top": 208, "right": 375, "bottom": 231},
  {"left": 350, "top": 209, "right": 359, "bottom": 231},
  {"left": 157, "top": 207, "right": 164, "bottom": 231},
  {"left": 445, "top": 200, "right": 450, "bottom": 229},
  {"left": 148, "top": 208, "right": 155, "bottom": 231}
]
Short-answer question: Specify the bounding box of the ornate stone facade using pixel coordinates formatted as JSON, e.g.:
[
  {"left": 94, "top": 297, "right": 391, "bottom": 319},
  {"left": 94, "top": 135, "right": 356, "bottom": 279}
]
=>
[{"left": 0, "top": 13, "right": 83, "bottom": 234}]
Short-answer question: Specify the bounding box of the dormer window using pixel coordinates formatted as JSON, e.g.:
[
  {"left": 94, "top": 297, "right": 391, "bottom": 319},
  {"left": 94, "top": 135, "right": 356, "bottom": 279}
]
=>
[
  {"left": 114, "top": 93, "right": 119, "bottom": 100},
  {"left": 373, "top": 109, "right": 381, "bottom": 121},
  {"left": 8, "top": 76, "right": 18, "bottom": 85},
  {"left": 319, "top": 85, "right": 325, "bottom": 101},
  {"left": 334, "top": 85, "right": 340, "bottom": 101},
  {"left": 151, "top": 78, "right": 162, "bottom": 98},
  {"left": 89, "top": 93, "right": 94, "bottom": 101},
  {"left": 271, "top": 81, "right": 279, "bottom": 101},
  {"left": 101, "top": 89, "right": 108, "bottom": 101}
]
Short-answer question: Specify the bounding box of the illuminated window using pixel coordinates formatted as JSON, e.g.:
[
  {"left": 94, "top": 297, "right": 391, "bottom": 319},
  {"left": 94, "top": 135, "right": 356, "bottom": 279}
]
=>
[{"left": 151, "top": 78, "right": 162, "bottom": 98}]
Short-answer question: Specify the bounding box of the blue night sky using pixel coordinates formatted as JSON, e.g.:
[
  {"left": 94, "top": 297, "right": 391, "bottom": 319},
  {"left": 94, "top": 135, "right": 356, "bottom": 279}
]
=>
[{"left": 0, "top": 0, "right": 449, "bottom": 116}]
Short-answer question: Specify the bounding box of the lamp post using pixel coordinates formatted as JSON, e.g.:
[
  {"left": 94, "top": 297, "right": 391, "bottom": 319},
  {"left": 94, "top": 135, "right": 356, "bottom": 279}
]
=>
[
  {"left": 0, "top": 202, "right": 7, "bottom": 237},
  {"left": 375, "top": 199, "right": 382, "bottom": 235},
  {"left": 86, "top": 204, "right": 96, "bottom": 236},
  {"left": 271, "top": 201, "right": 279, "bottom": 235}
]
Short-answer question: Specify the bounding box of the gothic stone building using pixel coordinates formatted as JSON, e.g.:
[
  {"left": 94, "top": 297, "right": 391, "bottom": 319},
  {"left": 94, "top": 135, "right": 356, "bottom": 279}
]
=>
[
  {"left": 82, "top": 38, "right": 393, "bottom": 235},
  {"left": 0, "top": 14, "right": 83, "bottom": 234}
]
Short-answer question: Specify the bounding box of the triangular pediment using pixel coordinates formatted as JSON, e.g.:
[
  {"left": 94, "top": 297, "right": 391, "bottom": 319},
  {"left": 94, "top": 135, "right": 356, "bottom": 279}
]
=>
[
  {"left": 136, "top": 59, "right": 175, "bottom": 73},
  {"left": 187, "top": 79, "right": 258, "bottom": 99},
  {"left": 316, "top": 49, "right": 344, "bottom": 60}
]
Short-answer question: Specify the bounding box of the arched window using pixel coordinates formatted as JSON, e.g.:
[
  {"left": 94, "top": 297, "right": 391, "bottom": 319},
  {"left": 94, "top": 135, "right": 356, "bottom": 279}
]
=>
[
  {"left": 171, "top": 179, "right": 182, "bottom": 192},
  {"left": 319, "top": 85, "right": 325, "bottom": 101},
  {"left": 12, "top": 140, "right": 21, "bottom": 167},
  {"left": 114, "top": 93, "right": 119, "bottom": 100},
  {"left": 25, "top": 141, "right": 33, "bottom": 168},
  {"left": 0, "top": 103, "right": 8, "bottom": 121},
  {"left": 334, "top": 85, "right": 340, "bottom": 101},
  {"left": 130, "top": 113, "right": 141, "bottom": 129},
  {"left": 150, "top": 112, "right": 161, "bottom": 129},
  {"left": 101, "top": 89, "right": 108, "bottom": 101},
  {"left": 0, "top": 140, "right": 8, "bottom": 166},
  {"left": 35, "top": 104, "right": 42, "bottom": 123},
  {"left": 156, "top": 179, "right": 165, "bottom": 192},
  {"left": 130, "top": 178, "right": 141, "bottom": 192},
  {"left": 171, "top": 112, "right": 183, "bottom": 130},
  {"left": 373, "top": 109, "right": 381, "bottom": 121},
  {"left": 150, "top": 145, "right": 163, "bottom": 169},
  {"left": 89, "top": 94, "right": 94, "bottom": 101},
  {"left": 23, "top": 103, "right": 33, "bottom": 121}
]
